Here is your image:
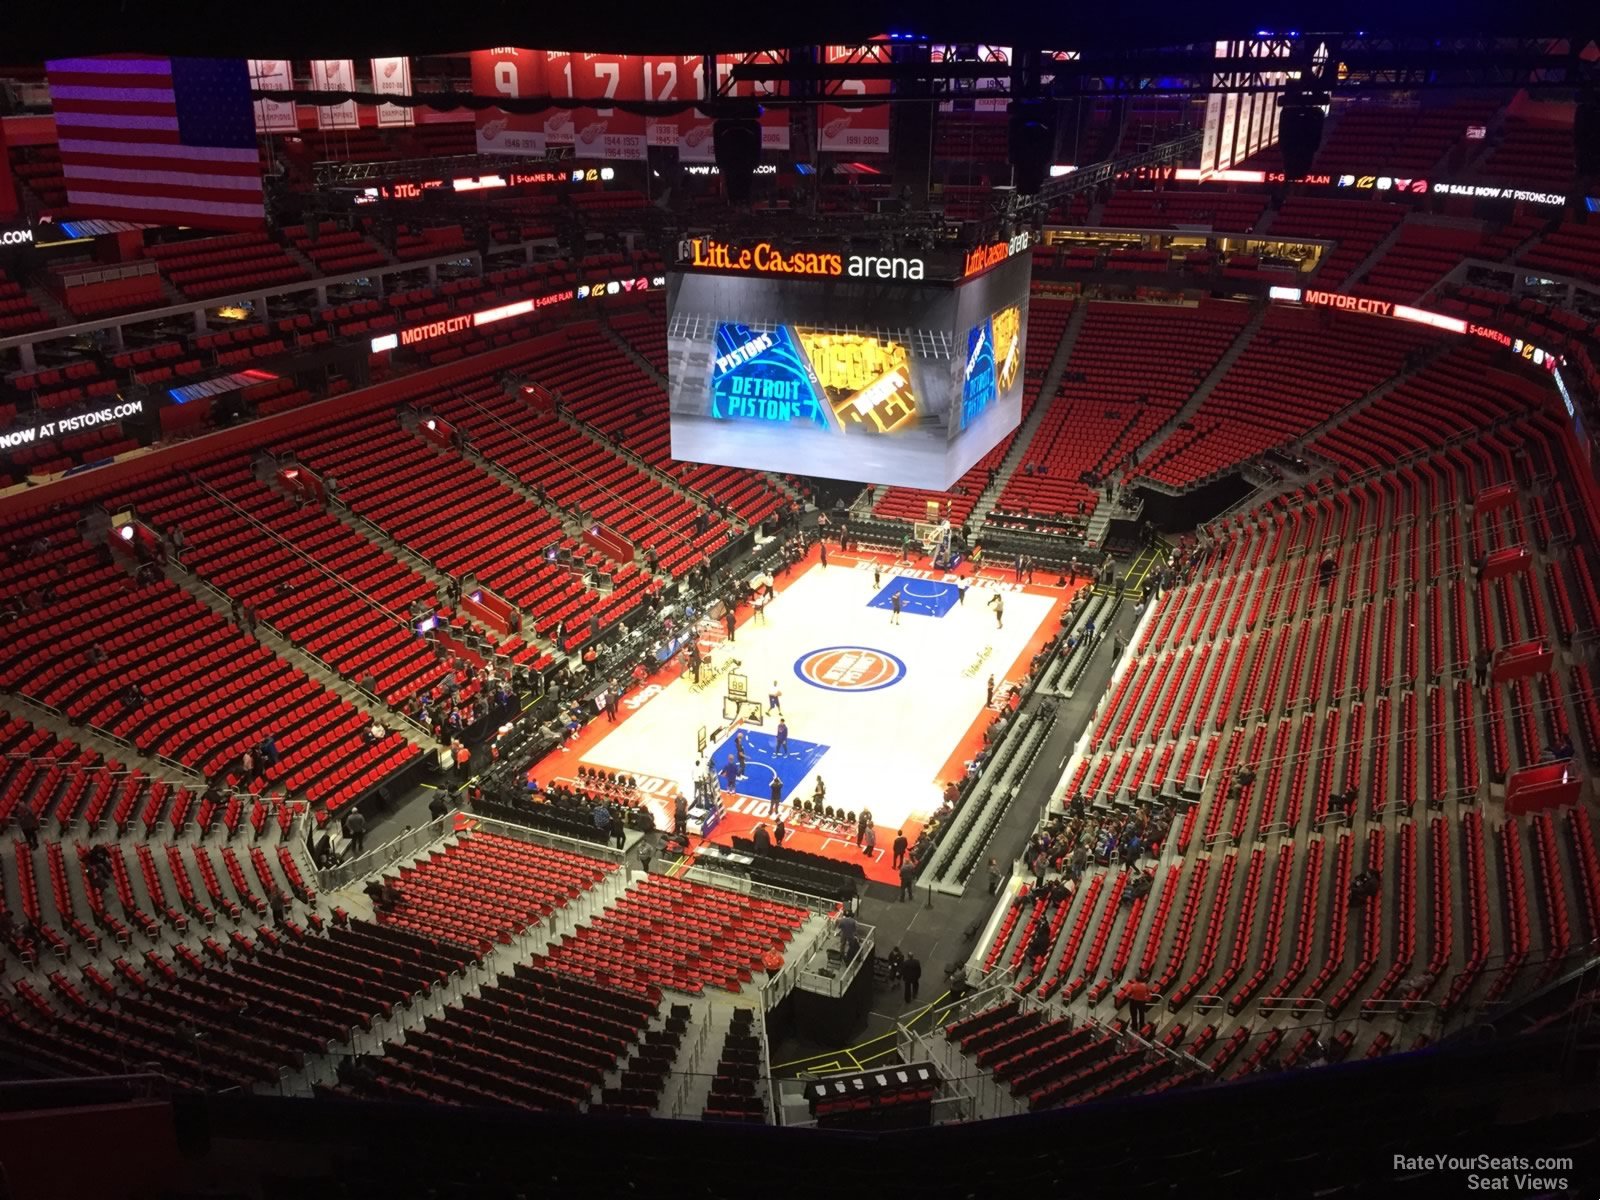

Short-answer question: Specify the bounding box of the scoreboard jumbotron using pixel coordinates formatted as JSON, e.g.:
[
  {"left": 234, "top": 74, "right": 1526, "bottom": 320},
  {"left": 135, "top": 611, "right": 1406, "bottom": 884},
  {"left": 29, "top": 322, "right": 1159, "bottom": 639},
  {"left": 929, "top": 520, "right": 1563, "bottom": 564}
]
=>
[{"left": 666, "top": 234, "right": 1033, "bottom": 490}]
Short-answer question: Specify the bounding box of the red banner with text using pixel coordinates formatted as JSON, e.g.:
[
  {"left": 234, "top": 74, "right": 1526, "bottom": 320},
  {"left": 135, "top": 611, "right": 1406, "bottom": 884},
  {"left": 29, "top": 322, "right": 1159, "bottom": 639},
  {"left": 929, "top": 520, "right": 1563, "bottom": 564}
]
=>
[
  {"left": 541, "top": 51, "right": 576, "bottom": 145},
  {"left": 818, "top": 43, "right": 891, "bottom": 154},
  {"left": 645, "top": 55, "right": 703, "bottom": 150},
  {"left": 309, "top": 60, "right": 359, "bottom": 130},
  {"left": 470, "top": 48, "right": 549, "bottom": 156},
  {"left": 562, "top": 52, "right": 647, "bottom": 160}
]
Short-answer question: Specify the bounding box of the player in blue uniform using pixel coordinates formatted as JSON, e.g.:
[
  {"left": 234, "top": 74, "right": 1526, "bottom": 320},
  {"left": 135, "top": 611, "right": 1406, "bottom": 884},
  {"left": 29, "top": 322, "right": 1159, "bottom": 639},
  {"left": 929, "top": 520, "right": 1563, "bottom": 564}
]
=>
[
  {"left": 775, "top": 719, "right": 789, "bottom": 756},
  {"left": 768, "top": 682, "right": 783, "bottom": 715}
]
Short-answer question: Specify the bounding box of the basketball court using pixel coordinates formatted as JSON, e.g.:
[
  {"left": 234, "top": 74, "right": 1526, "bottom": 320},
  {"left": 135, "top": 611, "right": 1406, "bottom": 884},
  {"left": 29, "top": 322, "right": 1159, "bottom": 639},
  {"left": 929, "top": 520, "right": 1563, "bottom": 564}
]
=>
[{"left": 540, "top": 544, "right": 1073, "bottom": 885}]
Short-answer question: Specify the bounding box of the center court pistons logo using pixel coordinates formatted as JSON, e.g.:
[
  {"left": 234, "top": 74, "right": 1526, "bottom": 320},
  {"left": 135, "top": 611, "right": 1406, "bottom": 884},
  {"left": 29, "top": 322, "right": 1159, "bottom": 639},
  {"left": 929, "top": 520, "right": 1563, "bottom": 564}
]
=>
[{"left": 795, "top": 646, "right": 906, "bottom": 693}]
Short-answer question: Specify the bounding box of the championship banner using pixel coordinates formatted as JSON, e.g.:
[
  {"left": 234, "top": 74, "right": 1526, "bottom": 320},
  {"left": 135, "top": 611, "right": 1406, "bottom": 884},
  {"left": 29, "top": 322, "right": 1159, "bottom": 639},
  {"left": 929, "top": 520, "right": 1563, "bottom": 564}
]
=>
[
  {"left": 247, "top": 60, "right": 297, "bottom": 132},
  {"left": 932, "top": 45, "right": 1010, "bottom": 113},
  {"left": 818, "top": 43, "right": 891, "bottom": 154},
  {"left": 370, "top": 57, "right": 413, "bottom": 127},
  {"left": 973, "top": 47, "right": 1010, "bottom": 113},
  {"left": 564, "top": 53, "right": 647, "bottom": 160},
  {"left": 645, "top": 55, "right": 702, "bottom": 149},
  {"left": 471, "top": 48, "right": 548, "bottom": 156},
  {"left": 309, "top": 60, "right": 358, "bottom": 129}
]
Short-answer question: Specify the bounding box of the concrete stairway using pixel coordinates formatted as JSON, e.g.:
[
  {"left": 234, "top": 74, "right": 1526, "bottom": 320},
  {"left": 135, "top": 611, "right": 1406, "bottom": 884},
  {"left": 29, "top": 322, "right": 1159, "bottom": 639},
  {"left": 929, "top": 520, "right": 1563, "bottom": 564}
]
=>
[
  {"left": 1342, "top": 219, "right": 1411, "bottom": 294},
  {"left": 599, "top": 320, "right": 669, "bottom": 390},
  {"left": 971, "top": 300, "right": 1089, "bottom": 530},
  {"left": 1131, "top": 304, "right": 1268, "bottom": 469},
  {"left": 158, "top": 540, "right": 426, "bottom": 737},
  {"left": 1291, "top": 339, "right": 1456, "bottom": 453},
  {"left": 596, "top": 318, "right": 806, "bottom": 510}
]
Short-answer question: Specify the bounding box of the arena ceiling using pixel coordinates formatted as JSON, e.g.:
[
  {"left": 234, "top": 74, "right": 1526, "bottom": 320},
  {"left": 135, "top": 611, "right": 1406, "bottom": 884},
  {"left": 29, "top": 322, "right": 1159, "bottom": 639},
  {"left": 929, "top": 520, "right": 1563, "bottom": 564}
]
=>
[{"left": 10, "top": 0, "right": 1598, "bottom": 59}]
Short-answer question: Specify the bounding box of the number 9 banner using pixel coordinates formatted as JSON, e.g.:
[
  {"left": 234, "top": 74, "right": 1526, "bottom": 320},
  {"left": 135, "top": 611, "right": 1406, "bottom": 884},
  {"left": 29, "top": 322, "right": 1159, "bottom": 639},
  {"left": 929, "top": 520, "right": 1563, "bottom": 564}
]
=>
[{"left": 471, "top": 48, "right": 549, "bottom": 156}]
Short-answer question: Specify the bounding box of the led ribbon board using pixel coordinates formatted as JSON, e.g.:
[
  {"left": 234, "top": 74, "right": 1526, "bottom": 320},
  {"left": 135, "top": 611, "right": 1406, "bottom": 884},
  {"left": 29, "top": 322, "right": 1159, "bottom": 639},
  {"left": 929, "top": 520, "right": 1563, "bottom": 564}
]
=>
[
  {"left": 795, "top": 331, "right": 919, "bottom": 435},
  {"left": 710, "top": 323, "right": 827, "bottom": 429}
]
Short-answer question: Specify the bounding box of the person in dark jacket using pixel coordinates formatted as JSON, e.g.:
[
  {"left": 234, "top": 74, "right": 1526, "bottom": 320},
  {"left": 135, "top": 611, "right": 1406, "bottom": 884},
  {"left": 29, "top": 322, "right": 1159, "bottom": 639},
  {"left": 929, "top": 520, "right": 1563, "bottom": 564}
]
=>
[
  {"left": 16, "top": 805, "right": 40, "bottom": 850},
  {"left": 901, "top": 954, "right": 922, "bottom": 1002},
  {"left": 891, "top": 829, "right": 908, "bottom": 869},
  {"left": 1028, "top": 923, "right": 1051, "bottom": 963},
  {"left": 344, "top": 810, "right": 367, "bottom": 854}
]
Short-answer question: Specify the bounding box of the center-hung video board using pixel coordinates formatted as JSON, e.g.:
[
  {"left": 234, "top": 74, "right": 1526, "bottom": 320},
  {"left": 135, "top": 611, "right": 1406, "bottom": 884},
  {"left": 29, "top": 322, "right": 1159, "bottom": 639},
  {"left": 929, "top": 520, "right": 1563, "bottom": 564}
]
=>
[{"left": 666, "top": 235, "right": 1032, "bottom": 490}]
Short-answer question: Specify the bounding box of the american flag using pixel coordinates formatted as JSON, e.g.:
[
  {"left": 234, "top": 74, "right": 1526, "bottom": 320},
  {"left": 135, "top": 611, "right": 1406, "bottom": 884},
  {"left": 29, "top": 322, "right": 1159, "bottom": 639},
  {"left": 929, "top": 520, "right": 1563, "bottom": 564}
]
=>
[{"left": 45, "top": 56, "right": 264, "bottom": 231}]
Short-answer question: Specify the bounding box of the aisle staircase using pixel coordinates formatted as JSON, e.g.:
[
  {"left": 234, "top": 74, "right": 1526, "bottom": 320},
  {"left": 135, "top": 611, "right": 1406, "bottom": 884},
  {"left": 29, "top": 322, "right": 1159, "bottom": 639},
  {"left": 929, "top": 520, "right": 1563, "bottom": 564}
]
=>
[
  {"left": 972, "top": 301, "right": 1089, "bottom": 530},
  {"left": 1130, "top": 306, "right": 1268, "bottom": 469}
]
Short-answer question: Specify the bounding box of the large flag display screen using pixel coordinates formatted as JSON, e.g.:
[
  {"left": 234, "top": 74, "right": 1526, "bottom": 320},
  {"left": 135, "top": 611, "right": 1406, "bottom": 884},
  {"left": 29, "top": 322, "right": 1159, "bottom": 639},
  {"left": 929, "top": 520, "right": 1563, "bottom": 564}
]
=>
[{"left": 667, "top": 251, "right": 1029, "bottom": 489}]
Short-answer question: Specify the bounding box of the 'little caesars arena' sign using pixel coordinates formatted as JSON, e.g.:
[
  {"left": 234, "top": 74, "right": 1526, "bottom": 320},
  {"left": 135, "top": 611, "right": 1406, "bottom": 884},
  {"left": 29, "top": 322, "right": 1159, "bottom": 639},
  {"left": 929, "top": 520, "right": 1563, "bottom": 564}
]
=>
[
  {"left": 0, "top": 399, "right": 143, "bottom": 451},
  {"left": 682, "top": 237, "right": 927, "bottom": 281}
]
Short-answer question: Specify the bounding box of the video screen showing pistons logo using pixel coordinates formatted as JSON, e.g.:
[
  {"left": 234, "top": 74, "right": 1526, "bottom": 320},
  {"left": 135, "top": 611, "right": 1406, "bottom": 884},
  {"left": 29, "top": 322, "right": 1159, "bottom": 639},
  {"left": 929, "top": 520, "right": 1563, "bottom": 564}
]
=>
[
  {"left": 796, "top": 646, "right": 907, "bottom": 693},
  {"left": 961, "top": 320, "right": 996, "bottom": 431},
  {"left": 710, "top": 323, "right": 828, "bottom": 429}
]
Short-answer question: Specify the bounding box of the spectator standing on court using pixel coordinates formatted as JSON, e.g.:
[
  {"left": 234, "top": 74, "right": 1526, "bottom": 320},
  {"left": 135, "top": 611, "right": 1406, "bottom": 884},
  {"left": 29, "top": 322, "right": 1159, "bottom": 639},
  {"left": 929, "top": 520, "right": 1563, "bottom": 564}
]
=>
[
  {"left": 892, "top": 829, "right": 908, "bottom": 869},
  {"left": 768, "top": 776, "right": 782, "bottom": 816}
]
